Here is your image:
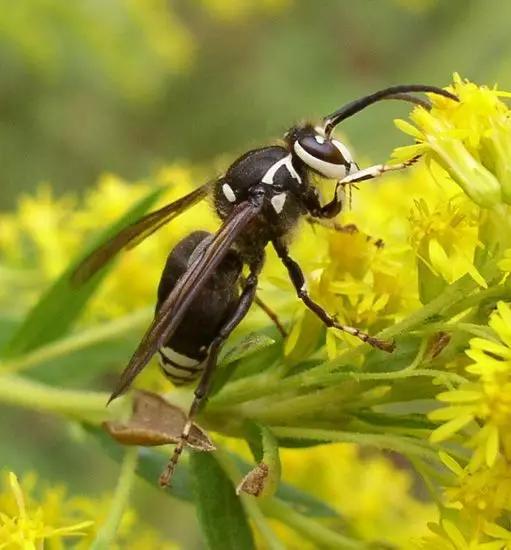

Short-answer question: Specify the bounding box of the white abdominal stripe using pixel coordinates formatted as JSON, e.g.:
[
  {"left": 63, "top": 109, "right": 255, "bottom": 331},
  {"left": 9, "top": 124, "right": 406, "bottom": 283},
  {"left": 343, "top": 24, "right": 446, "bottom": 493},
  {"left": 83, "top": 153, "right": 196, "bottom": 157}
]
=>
[{"left": 158, "top": 347, "right": 204, "bottom": 384}]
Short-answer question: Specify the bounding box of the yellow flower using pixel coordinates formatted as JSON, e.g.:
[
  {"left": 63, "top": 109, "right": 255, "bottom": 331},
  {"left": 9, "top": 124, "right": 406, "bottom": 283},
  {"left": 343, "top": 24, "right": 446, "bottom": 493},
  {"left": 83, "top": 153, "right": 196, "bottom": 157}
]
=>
[
  {"left": 417, "top": 452, "right": 511, "bottom": 548},
  {"left": 409, "top": 194, "right": 485, "bottom": 300},
  {"left": 430, "top": 302, "right": 511, "bottom": 471},
  {"left": 280, "top": 444, "right": 435, "bottom": 547},
  {"left": 199, "top": 0, "right": 291, "bottom": 22},
  {"left": 395, "top": 74, "right": 511, "bottom": 207},
  {"left": 0, "top": 472, "right": 92, "bottom": 549},
  {"left": 416, "top": 519, "right": 484, "bottom": 550},
  {"left": 444, "top": 457, "right": 511, "bottom": 523},
  {"left": 499, "top": 248, "right": 511, "bottom": 273}
]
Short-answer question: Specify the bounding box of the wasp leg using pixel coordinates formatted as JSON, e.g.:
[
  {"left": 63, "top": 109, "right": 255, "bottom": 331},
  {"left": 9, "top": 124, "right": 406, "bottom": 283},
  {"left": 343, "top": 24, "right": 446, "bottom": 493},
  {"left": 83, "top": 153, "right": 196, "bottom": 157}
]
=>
[
  {"left": 272, "top": 238, "right": 394, "bottom": 353},
  {"left": 316, "top": 156, "right": 420, "bottom": 220},
  {"left": 340, "top": 156, "right": 419, "bottom": 186},
  {"left": 238, "top": 274, "right": 287, "bottom": 338},
  {"left": 306, "top": 218, "right": 385, "bottom": 249},
  {"left": 254, "top": 294, "right": 288, "bottom": 337},
  {"left": 159, "top": 259, "right": 263, "bottom": 488},
  {"left": 306, "top": 217, "right": 359, "bottom": 234}
]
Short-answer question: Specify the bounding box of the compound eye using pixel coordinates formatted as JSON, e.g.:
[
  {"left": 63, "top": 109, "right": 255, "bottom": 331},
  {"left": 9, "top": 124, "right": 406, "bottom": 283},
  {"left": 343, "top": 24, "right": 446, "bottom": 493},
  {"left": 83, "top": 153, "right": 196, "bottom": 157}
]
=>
[
  {"left": 299, "top": 135, "right": 347, "bottom": 165},
  {"left": 294, "top": 135, "right": 353, "bottom": 179}
]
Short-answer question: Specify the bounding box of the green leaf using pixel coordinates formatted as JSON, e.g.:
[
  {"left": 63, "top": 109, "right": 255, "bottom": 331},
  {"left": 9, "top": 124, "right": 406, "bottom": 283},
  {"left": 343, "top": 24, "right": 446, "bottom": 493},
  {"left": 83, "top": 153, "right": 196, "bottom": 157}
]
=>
[
  {"left": 211, "top": 332, "right": 276, "bottom": 395},
  {"left": 2, "top": 188, "right": 163, "bottom": 358},
  {"left": 221, "top": 332, "right": 275, "bottom": 365},
  {"left": 191, "top": 452, "right": 255, "bottom": 550},
  {"left": 87, "top": 425, "right": 337, "bottom": 518},
  {"left": 240, "top": 422, "right": 280, "bottom": 497}
]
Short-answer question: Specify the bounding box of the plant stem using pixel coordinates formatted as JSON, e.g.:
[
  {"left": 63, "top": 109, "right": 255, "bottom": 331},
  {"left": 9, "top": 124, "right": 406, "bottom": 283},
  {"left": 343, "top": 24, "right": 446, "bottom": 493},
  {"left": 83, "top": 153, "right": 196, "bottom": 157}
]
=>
[
  {"left": 211, "top": 274, "right": 481, "bottom": 409},
  {"left": 0, "top": 374, "right": 120, "bottom": 423},
  {"left": 270, "top": 427, "right": 440, "bottom": 462},
  {"left": 0, "top": 308, "right": 152, "bottom": 374},
  {"left": 261, "top": 498, "right": 366, "bottom": 549},
  {"left": 90, "top": 446, "right": 139, "bottom": 550}
]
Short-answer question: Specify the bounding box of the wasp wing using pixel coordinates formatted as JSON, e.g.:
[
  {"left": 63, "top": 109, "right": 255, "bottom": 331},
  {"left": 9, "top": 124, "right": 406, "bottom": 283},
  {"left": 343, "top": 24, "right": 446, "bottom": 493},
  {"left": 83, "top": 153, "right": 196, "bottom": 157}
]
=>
[
  {"left": 108, "top": 199, "right": 263, "bottom": 402},
  {"left": 72, "top": 181, "right": 213, "bottom": 284}
]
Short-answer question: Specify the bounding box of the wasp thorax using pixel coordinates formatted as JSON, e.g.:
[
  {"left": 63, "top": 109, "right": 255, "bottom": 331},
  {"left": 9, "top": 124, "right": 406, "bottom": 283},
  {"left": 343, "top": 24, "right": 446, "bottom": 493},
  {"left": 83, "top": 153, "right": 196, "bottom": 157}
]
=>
[{"left": 293, "top": 131, "right": 355, "bottom": 180}]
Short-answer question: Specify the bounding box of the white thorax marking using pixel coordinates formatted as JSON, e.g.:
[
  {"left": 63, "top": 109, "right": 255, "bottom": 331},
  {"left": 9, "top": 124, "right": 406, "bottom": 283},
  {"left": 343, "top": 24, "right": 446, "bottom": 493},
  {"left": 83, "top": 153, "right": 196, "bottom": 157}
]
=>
[
  {"left": 222, "top": 183, "right": 236, "bottom": 203},
  {"left": 271, "top": 192, "right": 287, "bottom": 214},
  {"left": 262, "top": 154, "right": 302, "bottom": 185}
]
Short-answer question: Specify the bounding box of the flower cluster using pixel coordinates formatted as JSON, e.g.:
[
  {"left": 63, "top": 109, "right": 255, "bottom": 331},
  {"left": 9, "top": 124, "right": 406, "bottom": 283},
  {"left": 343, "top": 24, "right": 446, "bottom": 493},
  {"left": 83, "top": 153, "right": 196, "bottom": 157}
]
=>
[{"left": 0, "top": 470, "right": 177, "bottom": 549}]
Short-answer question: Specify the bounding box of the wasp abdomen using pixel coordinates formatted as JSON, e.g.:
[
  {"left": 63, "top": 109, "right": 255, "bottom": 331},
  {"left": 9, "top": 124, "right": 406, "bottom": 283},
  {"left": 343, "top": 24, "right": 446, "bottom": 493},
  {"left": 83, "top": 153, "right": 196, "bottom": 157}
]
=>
[
  {"left": 158, "top": 346, "right": 205, "bottom": 385},
  {"left": 155, "top": 231, "right": 242, "bottom": 387}
]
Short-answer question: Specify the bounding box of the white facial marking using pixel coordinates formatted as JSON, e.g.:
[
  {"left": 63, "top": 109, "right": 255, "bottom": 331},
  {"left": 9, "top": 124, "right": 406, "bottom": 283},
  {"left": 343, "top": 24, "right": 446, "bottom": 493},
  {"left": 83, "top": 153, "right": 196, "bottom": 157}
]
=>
[
  {"left": 222, "top": 183, "right": 236, "bottom": 203},
  {"left": 314, "top": 126, "right": 326, "bottom": 137},
  {"left": 160, "top": 347, "right": 200, "bottom": 367},
  {"left": 271, "top": 192, "right": 287, "bottom": 214},
  {"left": 262, "top": 154, "right": 302, "bottom": 185},
  {"left": 332, "top": 140, "right": 353, "bottom": 163},
  {"left": 294, "top": 141, "right": 347, "bottom": 179},
  {"left": 314, "top": 135, "right": 325, "bottom": 144}
]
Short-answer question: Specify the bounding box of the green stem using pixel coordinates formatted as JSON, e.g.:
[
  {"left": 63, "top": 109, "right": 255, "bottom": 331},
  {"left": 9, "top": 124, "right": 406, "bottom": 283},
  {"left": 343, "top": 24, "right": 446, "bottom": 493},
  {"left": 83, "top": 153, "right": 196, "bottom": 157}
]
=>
[
  {"left": 0, "top": 308, "right": 152, "bottom": 374},
  {"left": 0, "top": 374, "right": 121, "bottom": 423},
  {"left": 212, "top": 275, "right": 479, "bottom": 408},
  {"left": 441, "top": 281, "right": 511, "bottom": 319},
  {"left": 221, "top": 369, "right": 453, "bottom": 426},
  {"left": 209, "top": 365, "right": 466, "bottom": 411},
  {"left": 270, "top": 427, "right": 440, "bottom": 463},
  {"left": 90, "top": 446, "right": 139, "bottom": 550},
  {"left": 260, "top": 498, "right": 365, "bottom": 549}
]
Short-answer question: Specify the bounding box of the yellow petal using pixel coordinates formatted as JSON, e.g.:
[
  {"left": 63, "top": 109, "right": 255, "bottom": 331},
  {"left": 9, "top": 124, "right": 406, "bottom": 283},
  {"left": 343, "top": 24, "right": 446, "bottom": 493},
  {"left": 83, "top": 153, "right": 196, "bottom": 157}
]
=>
[
  {"left": 436, "top": 390, "right": 482, "bottom": 403},
  {"left": 429, "top": 405, "right": 476, "bottom": 421},
  {"left": 485, "top": 424, "right": 500, "bottom": 467},
  {"left": 438, "top": 451, "right": 464, "bottom": 476},
  {"left": 430, "top": 414, "right": 474, "bottom": 443},
  {"left": 394, "top": 118, "right": 425, "bottom": 140}
]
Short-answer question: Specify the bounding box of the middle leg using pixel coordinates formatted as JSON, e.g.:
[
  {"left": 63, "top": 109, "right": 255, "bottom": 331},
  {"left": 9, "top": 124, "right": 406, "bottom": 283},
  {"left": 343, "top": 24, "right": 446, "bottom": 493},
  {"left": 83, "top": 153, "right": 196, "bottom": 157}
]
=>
[{"left": 272, "top": 238, "right": 394, "bottom": 352}]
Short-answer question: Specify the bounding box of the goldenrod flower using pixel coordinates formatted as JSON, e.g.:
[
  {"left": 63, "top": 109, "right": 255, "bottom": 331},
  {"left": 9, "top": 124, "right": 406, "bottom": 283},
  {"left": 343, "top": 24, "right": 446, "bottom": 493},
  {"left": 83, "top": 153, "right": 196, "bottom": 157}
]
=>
[
  {"left": 395, "top": 74, "right": 511, "bottom": 208},
  {"left": 280, "top": 443, "right": 435, "bottom": 547},
  {"left": 430, "top": 302, "right": 511, "bottom": 470},
  {"left": 0, "top": 472, "right": 92, "bottom": 549},
  {"left": 499, "top": 248, "right": 511, "bottom": 273},
  {"left": 409, "top": 194, "right": 486, "bottom": 303}
]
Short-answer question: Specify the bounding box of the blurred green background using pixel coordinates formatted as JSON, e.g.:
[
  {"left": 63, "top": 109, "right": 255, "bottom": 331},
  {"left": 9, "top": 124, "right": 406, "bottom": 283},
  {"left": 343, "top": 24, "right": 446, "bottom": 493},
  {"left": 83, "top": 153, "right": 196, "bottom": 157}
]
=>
[
  {"left": 1, "top": 0, "right": 511, "bottom": 547},
  {"left": 2, "top": 0, "right": 511, "bottom": 209}
]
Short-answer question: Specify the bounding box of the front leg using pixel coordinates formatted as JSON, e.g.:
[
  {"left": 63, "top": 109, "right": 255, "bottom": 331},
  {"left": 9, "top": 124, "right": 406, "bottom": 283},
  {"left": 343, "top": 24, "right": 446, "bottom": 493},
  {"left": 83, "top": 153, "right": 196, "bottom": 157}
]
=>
[
  {"left": 306, "top": 157, "right": 420, "bottom": 220},
  {"left": 302, "top": 187, "right": 343, "bottom": 219},
  {"left": 272, "top": 238, "right": 394, "bottom": 352}
]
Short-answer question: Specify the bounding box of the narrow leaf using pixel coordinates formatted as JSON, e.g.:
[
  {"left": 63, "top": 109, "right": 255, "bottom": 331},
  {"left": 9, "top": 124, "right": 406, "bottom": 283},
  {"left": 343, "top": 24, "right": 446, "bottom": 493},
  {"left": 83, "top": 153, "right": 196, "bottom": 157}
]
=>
[
  {"left": 191, "top": 452, "right": 255, "bottom": 550},
  {"left": 2, "top": 188, "right": 163, "bottom": 358},
  {"left": 239, "top": 422, "right": 281, "bottom": 498},
  {"left": 221, "top": 332, "right": 275, "bottom": 365},
  {"left": 88, "top": 424, "right": 337, "bottom": 517}
]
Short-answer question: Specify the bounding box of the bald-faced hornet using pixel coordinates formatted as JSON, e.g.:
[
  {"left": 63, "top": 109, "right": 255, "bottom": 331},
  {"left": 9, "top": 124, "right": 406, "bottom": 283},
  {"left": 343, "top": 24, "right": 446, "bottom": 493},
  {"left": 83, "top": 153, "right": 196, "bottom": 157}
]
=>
[{"left": 73, "top": 84, "right": 457, "bottom": 486}]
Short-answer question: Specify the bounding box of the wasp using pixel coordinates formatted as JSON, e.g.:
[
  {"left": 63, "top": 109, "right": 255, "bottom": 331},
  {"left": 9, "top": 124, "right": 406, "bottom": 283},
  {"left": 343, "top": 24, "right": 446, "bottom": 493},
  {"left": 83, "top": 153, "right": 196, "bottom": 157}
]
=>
[{"left": 73, "top": 84, "right": 457, "bottom": 486}]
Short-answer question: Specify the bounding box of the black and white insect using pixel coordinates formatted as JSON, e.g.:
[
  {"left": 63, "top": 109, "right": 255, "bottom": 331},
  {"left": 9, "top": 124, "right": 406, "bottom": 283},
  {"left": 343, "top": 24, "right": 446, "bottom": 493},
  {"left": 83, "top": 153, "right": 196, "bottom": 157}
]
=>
[{"left": 73, "top": 84, "right": 457, "bottom": 486}]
